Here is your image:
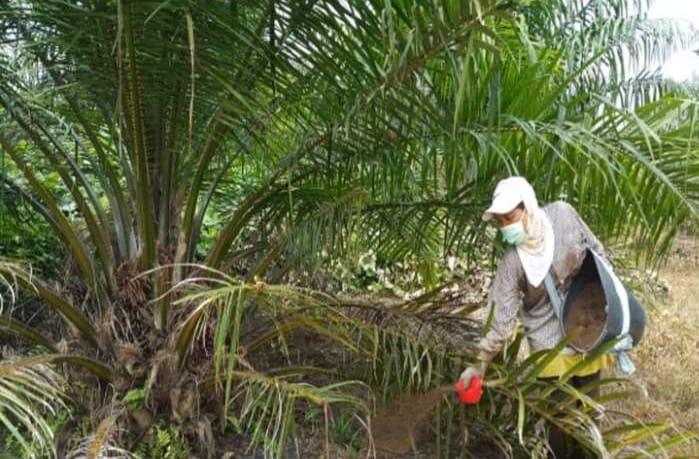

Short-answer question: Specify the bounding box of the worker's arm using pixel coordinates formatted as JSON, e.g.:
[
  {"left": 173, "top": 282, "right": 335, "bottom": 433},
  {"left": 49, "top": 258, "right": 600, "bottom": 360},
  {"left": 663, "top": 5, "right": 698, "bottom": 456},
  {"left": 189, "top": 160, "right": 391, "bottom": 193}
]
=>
[{"left": 461, "top": 251, "right": 523, "bottom": 384}]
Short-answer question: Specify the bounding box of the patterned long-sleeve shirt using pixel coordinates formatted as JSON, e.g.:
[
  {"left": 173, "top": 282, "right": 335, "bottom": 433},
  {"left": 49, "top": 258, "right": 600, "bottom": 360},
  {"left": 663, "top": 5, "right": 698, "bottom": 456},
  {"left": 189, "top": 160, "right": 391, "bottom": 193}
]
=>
[{"left": 479, "top": 201, "right": 607, "bottom": 358}]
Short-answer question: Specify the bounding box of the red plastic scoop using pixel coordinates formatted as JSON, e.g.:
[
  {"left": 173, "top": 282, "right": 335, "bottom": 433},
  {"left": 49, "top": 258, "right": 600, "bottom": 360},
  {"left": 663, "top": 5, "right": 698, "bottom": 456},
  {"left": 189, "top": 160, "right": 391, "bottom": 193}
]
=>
[{"left": 454, "top": 376, "right": 483, "bottom": 404}]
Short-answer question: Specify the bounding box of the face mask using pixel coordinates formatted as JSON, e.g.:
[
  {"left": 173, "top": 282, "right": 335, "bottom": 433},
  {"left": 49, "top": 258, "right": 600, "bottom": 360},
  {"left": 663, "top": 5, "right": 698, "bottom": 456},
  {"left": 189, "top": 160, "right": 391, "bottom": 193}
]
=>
[{"left": 500, "top": 221, "right": 528, "bottom": 246}]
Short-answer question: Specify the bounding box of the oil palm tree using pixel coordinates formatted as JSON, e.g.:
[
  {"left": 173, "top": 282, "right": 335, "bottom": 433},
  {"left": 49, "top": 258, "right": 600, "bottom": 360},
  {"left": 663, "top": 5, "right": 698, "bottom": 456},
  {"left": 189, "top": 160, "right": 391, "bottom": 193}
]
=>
[
  {"left": 0, "top": 1, "right": 511, "bottom": 455},
  {"left": 0, "top": 0, "right": 697, "bottom": 456}
]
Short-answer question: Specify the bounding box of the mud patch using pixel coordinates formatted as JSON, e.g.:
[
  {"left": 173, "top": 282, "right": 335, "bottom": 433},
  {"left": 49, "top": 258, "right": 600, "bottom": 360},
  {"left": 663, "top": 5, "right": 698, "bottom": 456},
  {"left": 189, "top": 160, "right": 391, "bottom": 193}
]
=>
[{"left": 371, "top": 385, "right": 453, "bottom": 455}]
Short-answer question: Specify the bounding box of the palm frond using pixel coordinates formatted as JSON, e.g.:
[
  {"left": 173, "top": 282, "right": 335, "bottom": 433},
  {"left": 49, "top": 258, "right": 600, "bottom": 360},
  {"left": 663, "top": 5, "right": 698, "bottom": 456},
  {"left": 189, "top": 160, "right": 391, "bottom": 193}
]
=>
[
  {"left": 473, "top": 341, "right": 698, "bottom": 458},
  {"left": 0, "top": 315, "right": 56, "bottom": 350},
  {"left": 203, "top": 371, "right": 371, "bottom": 458},
  {"left": 0, "top": 259, "right": 31, "bottom": 313},
  {"left": 0, "top": 354, "right": 68, "bottom": 459}
]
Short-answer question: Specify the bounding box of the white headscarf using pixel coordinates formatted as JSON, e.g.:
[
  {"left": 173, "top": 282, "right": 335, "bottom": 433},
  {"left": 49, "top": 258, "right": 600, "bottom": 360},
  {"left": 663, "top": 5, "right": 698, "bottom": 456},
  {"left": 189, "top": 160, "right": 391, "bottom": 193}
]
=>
[{"left": 484, "top": 177, "right": 554, "bottom": 287}]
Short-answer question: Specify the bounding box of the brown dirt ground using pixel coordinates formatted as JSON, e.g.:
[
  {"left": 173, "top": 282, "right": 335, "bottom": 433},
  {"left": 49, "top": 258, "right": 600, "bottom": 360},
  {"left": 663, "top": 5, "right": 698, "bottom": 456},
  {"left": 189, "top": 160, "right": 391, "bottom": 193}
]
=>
[
  {"left": 609, "top": 234, "right": 699, "bottom": 456},
  {"left": 370, "top": 386, "right": 453, "bottom": 455}
]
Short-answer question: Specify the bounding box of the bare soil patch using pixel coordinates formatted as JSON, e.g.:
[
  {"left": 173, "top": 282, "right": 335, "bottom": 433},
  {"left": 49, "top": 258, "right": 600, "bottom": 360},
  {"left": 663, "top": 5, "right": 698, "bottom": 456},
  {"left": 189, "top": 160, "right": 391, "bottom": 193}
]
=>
[{"left": 371, "top": 386, "right": 453, "bottom": 455}]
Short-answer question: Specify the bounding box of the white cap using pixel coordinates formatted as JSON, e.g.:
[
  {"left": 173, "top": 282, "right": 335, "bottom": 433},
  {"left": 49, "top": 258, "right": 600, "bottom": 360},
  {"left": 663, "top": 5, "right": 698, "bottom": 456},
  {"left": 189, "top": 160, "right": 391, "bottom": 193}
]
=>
[{"left": 482, "top": 176, "right": 535, "bottom": 221}]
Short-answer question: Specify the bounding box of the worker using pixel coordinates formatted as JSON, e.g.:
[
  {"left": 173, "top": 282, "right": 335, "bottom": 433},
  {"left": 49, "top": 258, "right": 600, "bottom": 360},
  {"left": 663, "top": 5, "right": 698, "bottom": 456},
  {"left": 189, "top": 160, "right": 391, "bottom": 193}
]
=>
[{"left": 459, "top": 176, "right": 614, "bottom": 457}]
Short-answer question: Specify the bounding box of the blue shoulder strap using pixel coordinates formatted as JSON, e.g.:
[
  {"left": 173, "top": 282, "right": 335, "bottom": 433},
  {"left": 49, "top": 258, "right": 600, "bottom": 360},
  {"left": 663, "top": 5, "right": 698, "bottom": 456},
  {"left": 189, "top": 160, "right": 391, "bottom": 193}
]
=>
[{"left": 542, "top": 271, "right": 562, "bottom": 319}]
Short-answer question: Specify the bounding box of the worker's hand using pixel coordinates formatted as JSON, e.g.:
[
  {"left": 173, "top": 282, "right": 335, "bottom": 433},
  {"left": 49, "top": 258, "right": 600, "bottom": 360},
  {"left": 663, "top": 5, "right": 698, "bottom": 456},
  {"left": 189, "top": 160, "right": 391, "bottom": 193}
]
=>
[{"left": 459, "top": 366, "right": 483, "bottom": 387}]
